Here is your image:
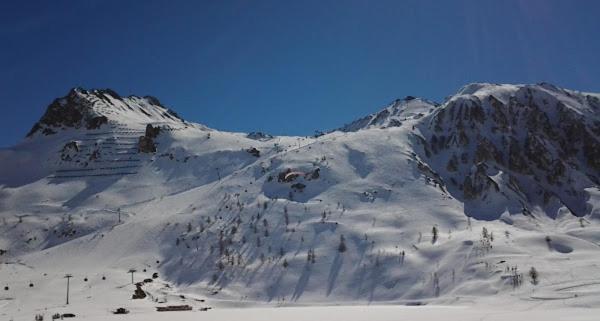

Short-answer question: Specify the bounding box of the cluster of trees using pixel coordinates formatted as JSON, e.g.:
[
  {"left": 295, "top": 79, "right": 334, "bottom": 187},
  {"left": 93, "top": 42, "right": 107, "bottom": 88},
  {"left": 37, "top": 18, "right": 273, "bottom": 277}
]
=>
[
  {"left": 506, "top": 265, "right": 538, "bottom": 287},
  {"left": 475, "top": 227, "right": 493, "bottom": 255},
  {"left": 508, "top": 265, "right": 523, "bottom": 288}
]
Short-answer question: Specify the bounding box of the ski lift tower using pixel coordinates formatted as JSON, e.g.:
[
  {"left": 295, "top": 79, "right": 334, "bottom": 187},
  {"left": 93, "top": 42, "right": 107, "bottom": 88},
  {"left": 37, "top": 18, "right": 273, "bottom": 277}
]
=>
[
  {"left": 64, "top": 274, "right": 73, "bottom": 305},
  {"left": 128, "top": 269, "right": 137, "bottom": 284}
]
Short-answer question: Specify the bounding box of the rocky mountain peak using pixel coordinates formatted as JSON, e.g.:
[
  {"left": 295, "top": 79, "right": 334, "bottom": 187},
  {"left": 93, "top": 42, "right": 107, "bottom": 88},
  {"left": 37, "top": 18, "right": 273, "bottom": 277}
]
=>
[
  {"left": 27, "top": 87, "right": 186, "bottom": 138},
  {"left": 413, "top": 83, "right": 600, "bottom": 219}
]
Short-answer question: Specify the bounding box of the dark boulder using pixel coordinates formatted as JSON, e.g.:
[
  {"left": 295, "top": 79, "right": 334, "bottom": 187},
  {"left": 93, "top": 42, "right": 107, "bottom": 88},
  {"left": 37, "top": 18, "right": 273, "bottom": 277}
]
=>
[
  {"left": 132, "top": 283, "right": 147, "bottom": 299},
  {"left": 246, "top": 147, "right": 260, "bottom": 157},
  {"left": 113, "top": 308, "right": 129, "bottom": 315}
]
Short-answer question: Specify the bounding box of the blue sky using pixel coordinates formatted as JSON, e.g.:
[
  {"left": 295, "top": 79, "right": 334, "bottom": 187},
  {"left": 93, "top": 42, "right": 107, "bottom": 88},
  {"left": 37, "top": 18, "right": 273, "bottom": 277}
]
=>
[{"left": 1, "top": 0, "right": 599, "bottom": 147}]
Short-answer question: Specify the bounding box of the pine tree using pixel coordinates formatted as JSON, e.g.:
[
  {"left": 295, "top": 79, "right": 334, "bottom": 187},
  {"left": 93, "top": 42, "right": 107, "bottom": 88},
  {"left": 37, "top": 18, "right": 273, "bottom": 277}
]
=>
[{"left": 338, "top": 234, "right": 347, "bottom": 253}]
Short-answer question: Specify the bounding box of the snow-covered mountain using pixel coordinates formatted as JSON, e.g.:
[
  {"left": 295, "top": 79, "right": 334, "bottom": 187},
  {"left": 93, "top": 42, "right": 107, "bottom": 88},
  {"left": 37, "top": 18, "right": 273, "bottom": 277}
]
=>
[
  {"left": 336, "top": 96, "right": 438, "bottom": 132},
  {"left": 1, "top": 83, "right": 600, "bottom": 319},
  {"left": 26, "top": 88, "right": 188, "bottom": 138},
  {"left": 416, "top": 83, "right": 600, "bottom": 219}
]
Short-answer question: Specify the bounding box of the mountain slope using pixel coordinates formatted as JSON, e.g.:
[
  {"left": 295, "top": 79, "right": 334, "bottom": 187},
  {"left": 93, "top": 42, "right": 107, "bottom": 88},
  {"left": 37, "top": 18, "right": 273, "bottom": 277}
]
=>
[{"left": 1, "top": 84, "right": 600, "bottom": 319}]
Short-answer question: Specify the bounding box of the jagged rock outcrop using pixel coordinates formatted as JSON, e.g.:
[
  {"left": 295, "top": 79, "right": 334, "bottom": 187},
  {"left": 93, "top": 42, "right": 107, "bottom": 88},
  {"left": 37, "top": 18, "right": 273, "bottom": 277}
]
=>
[
  {"left": 138, "top": 124, "right": 161, "bottom": 153},
  {"left": 247, "top": 132, "right": 273, "bottom": 141},
  {"left": 60, "top": 141, "right": 79, "bottom": 161}
]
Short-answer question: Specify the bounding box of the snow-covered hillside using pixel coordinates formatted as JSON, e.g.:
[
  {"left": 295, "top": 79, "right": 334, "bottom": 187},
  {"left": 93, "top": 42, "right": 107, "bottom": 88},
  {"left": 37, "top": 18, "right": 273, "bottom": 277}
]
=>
[{"left": 1, "top": 83, "right": 600, "bottom": 320}]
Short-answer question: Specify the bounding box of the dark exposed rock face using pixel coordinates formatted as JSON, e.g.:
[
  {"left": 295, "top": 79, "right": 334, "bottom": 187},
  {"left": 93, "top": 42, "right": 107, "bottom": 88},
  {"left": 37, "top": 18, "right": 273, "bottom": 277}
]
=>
[
  {"left": 27, "top": 88, "right": 111, "bottom": 137},
  {"left": 141, "top": 96, "right": 182, "bottom": 121},
  {"left": 145, "top": 124, "right": 160, "bottom": 139},
  {"left": 86, "top": 116, "right": 108, "bottom": 129},
  {"left": 26, "top": 87, "right": 183, "bottom": 140},
  {"left": 416, "top": 160, "right": 446, "bottom": 193},
  {"left": 138, "top": 136, "right": 155, "bottom": 153},
  {"left": 463, "top": 163, "right": 499, "bottom": 199},
  {"left": 60, "top": 141, "right": 79, "bottom": 161},
  {"left": 138, "top": 124, "right": 161, "bottom": 153},
  {"left": 143, "top": 95, "right": 162, "bottom": 106},
  {"left": 247, "top": 132, "right": 273, "bottom": 140},
  {"left": 62, "top": 141, "right": 79, "bottom": 152}
]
